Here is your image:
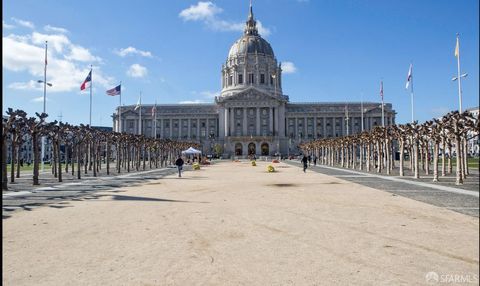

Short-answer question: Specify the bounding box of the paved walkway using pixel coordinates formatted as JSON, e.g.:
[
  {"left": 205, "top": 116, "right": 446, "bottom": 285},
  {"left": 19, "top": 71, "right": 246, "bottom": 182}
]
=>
[
  {"left": 3, "top": 160, "right": 479, "bottom": 285},
  {"left": 286, "top": 160, "right": 479, "bottom": 217}
]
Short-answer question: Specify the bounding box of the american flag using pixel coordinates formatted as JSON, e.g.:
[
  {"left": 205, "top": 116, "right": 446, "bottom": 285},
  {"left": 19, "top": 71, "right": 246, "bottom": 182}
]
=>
[{"left": 106, "top": 84, "right": 121, "bottom": 96}]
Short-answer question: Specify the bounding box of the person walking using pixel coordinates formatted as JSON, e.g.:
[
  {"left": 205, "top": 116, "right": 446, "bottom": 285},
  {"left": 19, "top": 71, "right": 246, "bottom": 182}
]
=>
[
  {"left": 313, "top": 155, "right": 317, "bottom": 166},
  {"left": 302, "top": 155, "right": 308, "bottom": 173},
  {"left": 307, "top": 155, "right": 312, "bottom": 166},
  {"left": 175, "top": 155, "right": 184, "bottom": 178}
]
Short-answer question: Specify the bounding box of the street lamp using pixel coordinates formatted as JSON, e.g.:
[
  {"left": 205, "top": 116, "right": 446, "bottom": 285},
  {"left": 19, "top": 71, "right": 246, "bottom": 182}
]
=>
[
  {"left": 37, "top": 80, "right": 52, "bottom": 171},
  {"left": 451, "top": 73, "right": 468, "bottom": 81}
]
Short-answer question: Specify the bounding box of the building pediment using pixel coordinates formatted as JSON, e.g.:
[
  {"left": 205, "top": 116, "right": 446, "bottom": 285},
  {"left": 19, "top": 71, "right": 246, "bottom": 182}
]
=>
[{"left": 216, "top": 87, "right": 287, "bottom": 106}]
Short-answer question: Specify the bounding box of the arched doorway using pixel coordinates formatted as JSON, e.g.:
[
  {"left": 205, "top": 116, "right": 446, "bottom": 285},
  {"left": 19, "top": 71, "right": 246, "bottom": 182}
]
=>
[
  {"left": 261, "top": 143, "right": 269, "bottom": 156},
  {"left": 235, "top": 143, "right": 243, "bottom": 156},
  {"left": 248, "top": 142, "right": 256, "bottom": 155}
]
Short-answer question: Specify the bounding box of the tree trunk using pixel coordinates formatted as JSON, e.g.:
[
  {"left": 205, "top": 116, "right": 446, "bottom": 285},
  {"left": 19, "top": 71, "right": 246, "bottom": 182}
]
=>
[
  {"left": 33, "top": 133, "right": 40, "bottom": 185},
  {"left": 93, "top": 141, "right": 97, "bottom": 177},
  {"left": 16, "top": 142, "right": 21, "bottom": 178},
  {"left": 2, "top": 135, "right": 9, "bottom": 190},
  {"left": 58, "top": 139, "right": 62, "bottom": 182},
  {"left": 413, "top": 139, "right": 419, "bottom": 179},
  {"left": 447, "top": 143, "right": 452, "bottom": 174},
  {"left": 433, "top": 141, "right": 439, "bottom": 182},
  {"left": 77, "top": 144, "right": 82, "bottom": 179},
  {"left": 441, "top": 137, "right": 446, "bottom": 176},
  {"left": 10, "top": 138, "right": 16, "bottom": 183},
  {"left": 399, "top": 139, "right": 405, "bottom": 176}
]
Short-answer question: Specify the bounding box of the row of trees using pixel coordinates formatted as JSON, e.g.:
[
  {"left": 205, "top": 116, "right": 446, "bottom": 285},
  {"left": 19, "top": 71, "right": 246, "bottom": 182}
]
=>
[
  {"left": 2, "top": 108, "right": 199, "bottom": 190},
  {"left": 300, "top": 111, "right": 479, "bottom": 185}
]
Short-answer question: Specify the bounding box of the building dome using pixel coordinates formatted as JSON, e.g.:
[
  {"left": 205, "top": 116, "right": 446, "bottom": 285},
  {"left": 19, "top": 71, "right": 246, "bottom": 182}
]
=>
[
  {"left": 220, "top": 3, "right": 283, "bottom": 98},
  {"left": 228, "top": 35, "right": 274, "bottom": 59}
]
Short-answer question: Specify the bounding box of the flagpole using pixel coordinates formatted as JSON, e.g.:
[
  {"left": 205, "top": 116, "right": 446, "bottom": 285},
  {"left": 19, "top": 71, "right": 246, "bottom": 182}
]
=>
[
  {"left": 153, "top": 100, "right": 157, "bottom": 139},
  {"left": 41, "top": 41, "right": 48, "bottom": 172},
  {"left": 381, "top": 81, "right": 385, "bottom": 127},
  {"left": 89, "top": 65, "right": 93, "bottom": 126},
  {"left": 360, "top": 92, "right": 364, "bottom": 132},
  {"left": 139, "top": 92, "right": 142, "bottom": 135},
  {"left": 410, "top": 67, "right": 414, "bottom": 123},
  {"left": 119, "top": 81, "right": 122, "bottom": 133},
  {"left": 456, "top": 33, "right": 463, "bottom": 113}
]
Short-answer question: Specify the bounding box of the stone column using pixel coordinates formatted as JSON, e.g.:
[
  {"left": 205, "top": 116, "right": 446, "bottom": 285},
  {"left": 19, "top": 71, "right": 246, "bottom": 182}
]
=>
[
  {"left": 188, "top": 118, "right": 191, "bottom": 139},
  {"left": 303, "top": 116, "right": 307, "bottom": 138},
  {"left": 230, "top": 108, "right": 235, "bottom": 136},
  {"left": 178, "top": 118, "right": 182, "bottom": 139},
  {"left": 256, "top": 107, "right": 260, "bottom": 136},
  {"left": 274, "top": 107, "right": 279, "bottom": 137},
  {"left": 194, "top": 118, "right": 198, "bottom": 138},
  {"left": 294, "top": 117, "right": 298, "bottom": 138},
  {"left": 224, "top": 108, "right": 228, "bottom": 137},
  {"left": 243, "top": 108, "right": 248, "bottom": 136},
  {"left": 269, "top": 107, "right": 273, "bottom": 135},
  {"left": 160, "top": 118, "right": 163, "bottom": 138},
  {"left": 314, "top": 116, "right": 318, "bottom": 139},
  {"left": 322, "top": 117, "right": 326, "bottom": 138},
  {"left": 169, "top": 119, "right": 173, "bottom": 138},
  {"left": 278, "top": 104, "right": 286, "bottom": 138},
  {"left": 206, "top": 118, "right": 210, "bottom": 137}
]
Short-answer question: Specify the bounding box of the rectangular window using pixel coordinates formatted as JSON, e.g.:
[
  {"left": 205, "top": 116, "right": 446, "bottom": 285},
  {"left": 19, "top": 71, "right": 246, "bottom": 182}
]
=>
[
  {"left": 270, "top": 75, "right": 274, "bottom": 85},
  {"left": 249, "top": 74, "right": 254, "bottom": 84},
  {"left": 260, "top": 74, "right": 265, "bottom": 84},
  {"left": 228, "top": 75, "right": 233, "bottom": 86},
  {"left": 238, "top": 74, "right": 243, "bottom": 84}
]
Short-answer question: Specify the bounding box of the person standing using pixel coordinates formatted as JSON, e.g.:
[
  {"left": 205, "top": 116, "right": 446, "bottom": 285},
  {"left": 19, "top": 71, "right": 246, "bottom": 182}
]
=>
[
  {"left": 175, "top": 155, "right": 184, "bottom": 178},
  {"left": 302, "top": 155, "right": 308, "bottom": 173},
  {"left": 313, "top": 155, "right": 317, "bottom": 166}
]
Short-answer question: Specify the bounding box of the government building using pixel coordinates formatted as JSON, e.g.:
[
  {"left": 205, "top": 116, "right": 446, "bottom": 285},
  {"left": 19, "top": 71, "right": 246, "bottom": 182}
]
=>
[{"left": 112, "top": 5, "right": 396, "bottom": 157}]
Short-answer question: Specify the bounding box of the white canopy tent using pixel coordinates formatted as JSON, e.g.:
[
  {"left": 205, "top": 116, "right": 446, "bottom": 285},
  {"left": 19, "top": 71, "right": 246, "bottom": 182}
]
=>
[{"left": 181, "top": 147, "right": 202, "bottom": 155}]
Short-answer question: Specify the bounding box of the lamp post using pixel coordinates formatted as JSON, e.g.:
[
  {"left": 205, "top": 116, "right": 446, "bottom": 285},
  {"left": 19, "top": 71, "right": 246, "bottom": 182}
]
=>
[
  {"left": 37, "top": 79, "right": 52, "bottom": 172},
  {"left": 452, "top": 73, "right": 468, "bottom": 112}
]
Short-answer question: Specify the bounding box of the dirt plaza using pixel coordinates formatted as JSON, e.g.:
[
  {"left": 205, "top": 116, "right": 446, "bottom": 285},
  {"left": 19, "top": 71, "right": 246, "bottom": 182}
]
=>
[{"left": 3, "top": 160, "right": 479, "bottom": 285}]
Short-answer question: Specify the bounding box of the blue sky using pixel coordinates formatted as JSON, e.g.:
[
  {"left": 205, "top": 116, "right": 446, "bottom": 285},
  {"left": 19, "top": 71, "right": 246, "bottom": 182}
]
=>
[{"left": 3, "top": 0, "right": 479, "bottom": 126}]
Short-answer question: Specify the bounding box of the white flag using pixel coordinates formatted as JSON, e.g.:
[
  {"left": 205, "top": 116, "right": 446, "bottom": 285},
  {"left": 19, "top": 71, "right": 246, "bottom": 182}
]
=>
[
  {"left": 134, "top": 96, "right": 141, "bottom": 110},
  {"left": 405, "top": 64, "right": 412, "bottom": 89}
]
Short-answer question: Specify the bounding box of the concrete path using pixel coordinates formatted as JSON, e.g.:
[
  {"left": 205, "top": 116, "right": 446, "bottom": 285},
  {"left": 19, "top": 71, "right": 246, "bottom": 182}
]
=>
[
  {"left": 3, "top": 161, "right": 479, "bottom": 285},
  {"left": 286, "top": 160, "right": 479, "bottom": 217}
]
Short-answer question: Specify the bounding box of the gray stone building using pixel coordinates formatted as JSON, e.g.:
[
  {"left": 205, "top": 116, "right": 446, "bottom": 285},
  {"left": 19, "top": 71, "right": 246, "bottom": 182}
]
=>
[{"left": 112, "top": 5, "right": 395, "bottom": 157}]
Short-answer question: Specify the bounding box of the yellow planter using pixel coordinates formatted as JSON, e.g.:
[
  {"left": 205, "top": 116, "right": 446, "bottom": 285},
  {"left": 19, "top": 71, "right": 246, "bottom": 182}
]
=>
[
  {"left": 251, "top": 161, "right": 256, "bottom": 166},
  {"left": 192, "top": 163, "right": 200, "bottom": 170},
  {"left": 266, "top": 165, "right": 275, "bottom": 172}
]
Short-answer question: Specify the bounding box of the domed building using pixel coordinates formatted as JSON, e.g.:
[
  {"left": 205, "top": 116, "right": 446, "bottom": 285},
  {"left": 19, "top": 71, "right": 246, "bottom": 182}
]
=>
[{"left": 113, "top": 4, "right": 396, "bottom": 157}]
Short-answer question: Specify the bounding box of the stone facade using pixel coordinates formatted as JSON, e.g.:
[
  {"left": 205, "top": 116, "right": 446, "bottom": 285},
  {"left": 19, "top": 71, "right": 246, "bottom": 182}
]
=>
[{"left": 112, "top": 5, "right": 395, "bottom": 157}]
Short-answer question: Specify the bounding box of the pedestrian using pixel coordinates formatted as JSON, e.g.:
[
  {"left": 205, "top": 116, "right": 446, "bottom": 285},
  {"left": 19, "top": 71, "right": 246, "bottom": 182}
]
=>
[
  {"left": 175, "top": 155, "right": 184, "bottom": 177},
  {"left": 302, "top": 155, "right": 308, "bottom": 173},
  {"left": 308, "top": 155, "right": 312, "bottom": 166},
  {"left": 313, "top": 155, "right": 317, "bottom": 166}
]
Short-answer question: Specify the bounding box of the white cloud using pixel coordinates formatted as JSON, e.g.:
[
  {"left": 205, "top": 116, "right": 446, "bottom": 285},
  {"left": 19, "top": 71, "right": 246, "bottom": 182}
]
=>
[
  {"left": 115, "top": 46, "right": 153, "bottom": 58},
  {"left": 3, "top": 30, "right": 112, "bottom": 93},
  {"left": 127, "top": 64, "right": 148, "bottom": 78},
  {"left": 8, "top": 80, "right": 41, "bottom": 91},
  {"left": 3, "top": 20, "right": 15, "bottom": 29},
  {"left": 11, "top": 17, "right": 34, "bottom": 29},
  {"left": 179, "top": 2, "right": 222, "bottom": 21},
  {"left": 200, "top": 90, "right": 220, "bottom": 98},
  {"left": 44, "top": 25, "right": 69, "bottom": 34},
  {"left": 281, "top": 61, "right": 297, "bottom": 74},
  {"left": 66, "top": 45, "right": 101, "bottom": 62},
  {"left": 179, "top": 1, "right": 271, "bottom": 37},
  {"left": 31, "top": 96, "right": 50, "bottom": 103}
]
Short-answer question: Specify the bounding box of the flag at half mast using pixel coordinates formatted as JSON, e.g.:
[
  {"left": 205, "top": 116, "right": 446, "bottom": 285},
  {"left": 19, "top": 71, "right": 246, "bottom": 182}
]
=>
[{"left": 106, "top": 84, "right": 121, "bottom": 96}]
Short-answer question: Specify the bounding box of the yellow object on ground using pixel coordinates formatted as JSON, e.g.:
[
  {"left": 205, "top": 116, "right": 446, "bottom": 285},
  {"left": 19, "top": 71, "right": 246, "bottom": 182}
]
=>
[
  {"left": 192, "top": 163, "right": 200, "bottom": 170},
  {"left": 251, "top": 161, "right": 256, "bottom": 166},
  {"left": 267, "top": 165, "right": 275, "bottom": 172}
]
